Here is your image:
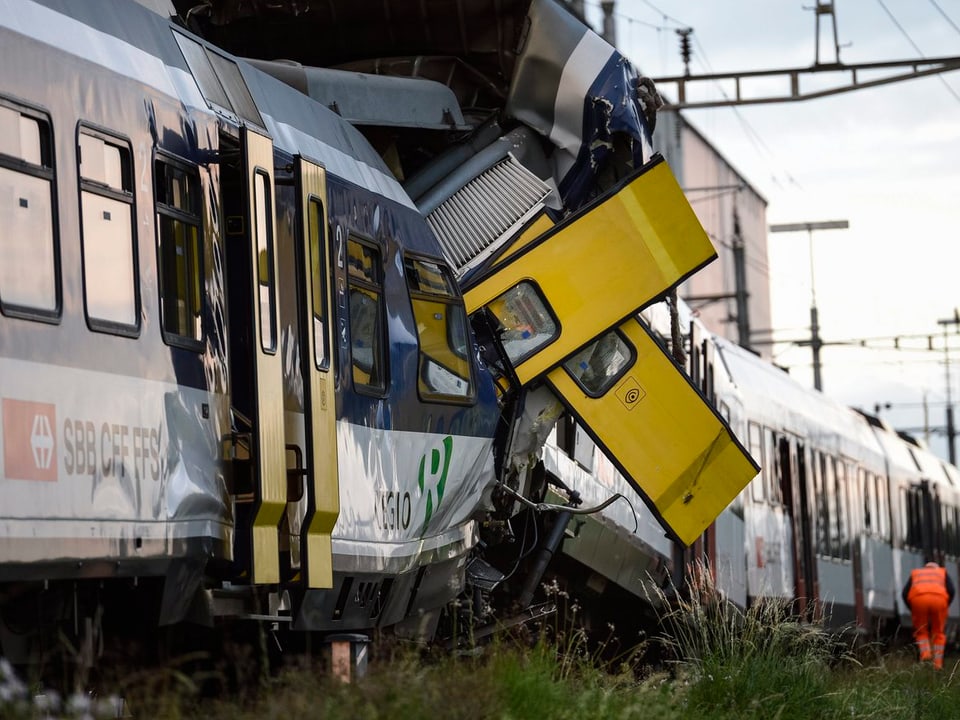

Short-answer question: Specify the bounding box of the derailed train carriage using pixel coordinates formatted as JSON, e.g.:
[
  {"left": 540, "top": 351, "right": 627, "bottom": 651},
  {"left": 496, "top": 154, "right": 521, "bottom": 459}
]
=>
[
  {"left": 0, "top": 0, "right": 758, "bottom": 666},
  {"left": 156, "top": 0, "right": 960, "bottom": 649},
  {"left": 539, "top": 295, "right": 960, "bottom": 645}
]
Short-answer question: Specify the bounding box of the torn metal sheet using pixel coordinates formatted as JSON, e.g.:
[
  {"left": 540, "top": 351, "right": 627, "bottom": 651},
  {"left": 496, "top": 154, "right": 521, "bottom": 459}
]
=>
[{"left": 506, "top": 0, "right": 656, "bottom": 211}]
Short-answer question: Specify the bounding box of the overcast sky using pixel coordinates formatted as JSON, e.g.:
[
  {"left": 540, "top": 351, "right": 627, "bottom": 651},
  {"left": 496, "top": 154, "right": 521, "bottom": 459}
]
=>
[{"left": 587, "top": 0, "right": 960, "bottom": 461}]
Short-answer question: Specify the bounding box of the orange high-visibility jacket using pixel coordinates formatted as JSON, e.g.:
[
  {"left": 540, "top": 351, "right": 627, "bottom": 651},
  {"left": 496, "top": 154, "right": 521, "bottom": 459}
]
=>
[{"left": 907, "top": 565, "right": 950, "bottom": 605}]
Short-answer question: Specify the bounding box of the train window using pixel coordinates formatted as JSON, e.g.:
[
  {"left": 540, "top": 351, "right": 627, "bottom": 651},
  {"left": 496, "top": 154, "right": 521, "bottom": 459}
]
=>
[
  {"left": 835, "top": 459, "right": 849, "bottom": 560},
  {"left": 748, "top": 422, "right": 764, "bottom": 502},
  {"left": 824, "top": 455, "right": 838, "bottom": 558},
  {"left": 954, "top": 506, "right": 960, "bottom": 556},
  {"left": 78, "top": 130, "right": 138, "bottom": 333},
  {"left": 0, "top": 101, "right": 59, "bottom": 319},
  {"left": 307, "top": 198, "right": 329, "bottom": 370},
  {"left": 876, "top": 475, "right": 890, "bottom": 541},
  {"left": 861, "top": 468, "right": 873, "bottom": 534},
  {"left": 764, "top": 428, "right": 781, "bottom": 505},
  {"left": 347, "top": 237, "right": 386, "bottom": 394},
  {"left": 173, "top": 32, "right": 264, "bottom": 128},
  {"left": 942, "top": 503, "right": 957, "bottom": 557},
  {"left": 904, "top": 487, "right": 923, "bottom": 550},
  {"left": 487, "top": 281, "right": 559, "bottom": 366},
  {"left": 563, "top": 329, "right": 634, "bottom": 398},
  {"left": 814, "top": 451, "right": 830, "bottom": 557},
  {"left": 404, "top": 255, "right": 474, "bottom": 402},
  {"left": 556, "top": 414, "right": 576, "bottom": 458},
  {"left": 155, "top": 156, "right": 202, "bottom": 347},
  {"left": 718, "top": 400, "right": 730, "bottom": 423},
  {"left": 253, "top": 170, "right": 277, "bottom": 353}
]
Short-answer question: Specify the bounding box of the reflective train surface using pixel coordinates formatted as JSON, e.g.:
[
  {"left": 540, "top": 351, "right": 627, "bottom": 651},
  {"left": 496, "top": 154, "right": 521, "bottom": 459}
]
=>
[
  {"left": 0, "top": 0, "right": 759, "bottom": 669},
  {"left": 538, "top": 298, "right": 960, "bottom": 643}
]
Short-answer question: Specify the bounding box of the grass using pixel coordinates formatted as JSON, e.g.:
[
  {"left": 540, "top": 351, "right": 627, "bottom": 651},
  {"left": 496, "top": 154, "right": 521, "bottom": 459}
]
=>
[{"left": 5, "top": 566, "right": 960, "bottom": 718}]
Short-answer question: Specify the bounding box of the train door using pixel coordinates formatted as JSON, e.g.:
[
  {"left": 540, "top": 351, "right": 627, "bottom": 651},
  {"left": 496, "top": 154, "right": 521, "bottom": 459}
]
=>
[
  {"left": 461, "top": 155, "right": 717, "bottom": 385},
  {"left": 848, "top": 461, "right": 867, "bottom": 628},
  {"left": 293, "top": 157, "right": 338, "bottom": 588},
  {"left": 223, "top": 127, "right": 286, "bottom": 585},
  {"left": 778, "top": 437, "right": 802, "bottom": 608},
  {"left": 793, "top": 443, "right": 818, "bottom": 618},
  {"left": 543, "top": 318, "right": 758, "bottom": 545}
]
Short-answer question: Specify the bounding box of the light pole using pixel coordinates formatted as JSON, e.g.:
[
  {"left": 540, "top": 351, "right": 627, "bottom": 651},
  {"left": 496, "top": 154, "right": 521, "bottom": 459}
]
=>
[
  {"left": 938, "top": 309, "right": 960, "bottom": 464},
  {"left": 768, "top": 220, "right": 849, "bottom": 392}
]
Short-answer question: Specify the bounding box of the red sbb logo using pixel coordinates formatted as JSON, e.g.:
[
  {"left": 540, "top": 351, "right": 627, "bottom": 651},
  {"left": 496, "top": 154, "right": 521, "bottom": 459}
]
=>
[{"left": 2, "top": 398, "right": 57, "bottom": 481}]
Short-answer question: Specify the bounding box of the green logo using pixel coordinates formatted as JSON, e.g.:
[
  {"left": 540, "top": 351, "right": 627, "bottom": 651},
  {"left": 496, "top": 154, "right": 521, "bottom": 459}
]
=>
[{"left": 418, "top": 435, "right": 453, "bottom": 533}]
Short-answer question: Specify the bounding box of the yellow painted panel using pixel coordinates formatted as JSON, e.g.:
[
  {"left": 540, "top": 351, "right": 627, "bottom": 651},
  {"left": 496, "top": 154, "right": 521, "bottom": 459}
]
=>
[
  {"left": 298, "top": 157, "right": 339, "bottom": 589},
  {"left": 463, "top": 156, "right": 715, "bottom": 384},
  {"left": 480, "top": 211, "right": 556, "bottom": 281},
  {"left": 246, "top": 128, "right": 285, "bottom": 585},
  {"left": 546, "top": 318, "right": 758, "bottom": 546}
]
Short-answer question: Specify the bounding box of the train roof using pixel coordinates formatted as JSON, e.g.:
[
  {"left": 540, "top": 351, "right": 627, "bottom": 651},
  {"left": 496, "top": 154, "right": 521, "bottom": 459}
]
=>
[
  {"left": 20, "top": 0, "right": 414, "bottom": 208},
  {"left": 713, "top": 335, "right": 884, "bottom": 457}
]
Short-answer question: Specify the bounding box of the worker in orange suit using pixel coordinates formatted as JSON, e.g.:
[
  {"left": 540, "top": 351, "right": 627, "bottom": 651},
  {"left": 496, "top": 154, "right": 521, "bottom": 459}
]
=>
[{"left": 902, "top": 561, "right": 956, "bottom": 670}]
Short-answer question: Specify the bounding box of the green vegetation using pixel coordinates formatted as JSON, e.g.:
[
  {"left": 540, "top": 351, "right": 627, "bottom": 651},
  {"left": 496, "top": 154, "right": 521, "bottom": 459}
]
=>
[{"left": 4, "top": 568, "right": 960, "bottom": 718}]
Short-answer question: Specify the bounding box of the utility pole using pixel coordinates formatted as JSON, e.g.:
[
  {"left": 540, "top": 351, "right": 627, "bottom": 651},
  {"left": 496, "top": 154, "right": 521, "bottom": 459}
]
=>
[
  {"left": 938, "top": 310, "right": 960, "bottom": 464},
  {"left": 769, "top": 220, "right": 849, "bottom": 392},
  {"left": 812, "top": 1, "right": 842, "bottom": 65},
  {"left": 732, "top": 209, "right": 751, "bottom": 350}
]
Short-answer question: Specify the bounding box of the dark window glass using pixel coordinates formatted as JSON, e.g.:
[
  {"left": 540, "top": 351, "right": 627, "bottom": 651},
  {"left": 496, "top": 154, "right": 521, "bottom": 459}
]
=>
[
  {"left": 347, "top": 238, "right": 385, "bottom": 393},
  {"left": 0, "top": 102, "right": 58, "bottom": 316},
  {"left": 765, "top": 428, "right": 781, "bottom": 505},
  {"left": 79, "top": 131, "right": 137, "bottom": 331},
  {"left": 835, "top": 460, "right": 849, "bottom": 560},
  {"left": 155, "top": 158, "right": 202, "bottom": 345},
  {"left": 815, "top": 452, "right": 830, "bottom": 557},
  {"left": 905, "top": 487, "right": 923, "bottom": 549},
  {"left": 861, "top": 468, "right": 872, "bottom": 534}
]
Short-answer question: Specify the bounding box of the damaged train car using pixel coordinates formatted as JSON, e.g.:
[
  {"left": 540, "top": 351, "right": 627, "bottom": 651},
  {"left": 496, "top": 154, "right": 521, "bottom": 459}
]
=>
[{"left": 0, "top": 0, "right": 757, "bottom": 666}]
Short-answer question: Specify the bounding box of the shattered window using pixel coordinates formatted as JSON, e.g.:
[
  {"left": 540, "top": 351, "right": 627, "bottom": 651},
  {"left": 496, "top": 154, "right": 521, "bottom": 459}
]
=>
[
  {"left": 563, "top": 330, "right": 634, "bottom": 397},
  {"left": 487, "top": 281, "right": 558, "bottom": 365}
]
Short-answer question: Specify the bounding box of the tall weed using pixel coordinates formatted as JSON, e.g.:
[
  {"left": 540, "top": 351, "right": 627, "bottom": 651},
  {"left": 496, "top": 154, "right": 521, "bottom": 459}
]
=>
[{"left": 651, "top": 560, "right": 856, "bottom": 718}]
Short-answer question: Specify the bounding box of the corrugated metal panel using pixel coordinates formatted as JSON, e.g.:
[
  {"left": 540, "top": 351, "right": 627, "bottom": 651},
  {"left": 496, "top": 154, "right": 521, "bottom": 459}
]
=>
[{"left": 426, "top": 154, "right": 550, "bottom": 275}]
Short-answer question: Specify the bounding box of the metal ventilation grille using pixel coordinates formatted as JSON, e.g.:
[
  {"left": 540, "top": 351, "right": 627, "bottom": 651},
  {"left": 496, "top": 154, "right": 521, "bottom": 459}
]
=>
[{"left": 426, "top": 155, "right": 551, "bottom": 275}]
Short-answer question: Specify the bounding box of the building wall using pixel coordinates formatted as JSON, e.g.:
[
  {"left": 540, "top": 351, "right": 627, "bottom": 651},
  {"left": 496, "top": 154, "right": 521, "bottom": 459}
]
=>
[{"left": 654, "top": 110, "right": 772, "bottom": 362}]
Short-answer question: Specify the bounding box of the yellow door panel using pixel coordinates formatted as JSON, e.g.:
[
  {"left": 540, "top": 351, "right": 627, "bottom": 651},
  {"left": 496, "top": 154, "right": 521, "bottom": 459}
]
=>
[
  {"left": 297, "top": 157, "right": 339, "bottom": 588},
  {"left": 546, "top": 318, "right": 758, "bottom": 546},
  {"left": 245, "top": 127, "right": 286, "bottom": 585},
  {"left": 464, "top": 155, "right": 715, "bottom": 385},
  {"left": 484, "top": 210, "right": 555, "bottom": 274}
]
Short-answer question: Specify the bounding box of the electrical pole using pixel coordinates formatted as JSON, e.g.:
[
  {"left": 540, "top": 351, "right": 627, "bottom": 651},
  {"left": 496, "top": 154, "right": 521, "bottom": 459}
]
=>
[
  {"left": 732, "top": 210, "right": 751, "bottom": 350},
  {"left": 769, "top": 220, "right": 848, "bottom": 392},
  {"left": 938, "top": 310, "right": 960, "bottom": 464}
]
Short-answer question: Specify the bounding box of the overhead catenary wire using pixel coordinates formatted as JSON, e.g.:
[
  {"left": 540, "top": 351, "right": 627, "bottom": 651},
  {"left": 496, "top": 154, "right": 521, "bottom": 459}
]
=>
[
  {"left": 928, "top": 0, "right": 960, "bottom": 37},
  {"left": 875, "top": 0, "right": 960, "bottom": 105}
]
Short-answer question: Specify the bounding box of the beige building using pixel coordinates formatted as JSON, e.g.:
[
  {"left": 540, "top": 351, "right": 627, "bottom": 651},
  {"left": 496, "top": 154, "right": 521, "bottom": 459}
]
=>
[{"left": 654, "top": 110, "right": 772, "bottom": 362}]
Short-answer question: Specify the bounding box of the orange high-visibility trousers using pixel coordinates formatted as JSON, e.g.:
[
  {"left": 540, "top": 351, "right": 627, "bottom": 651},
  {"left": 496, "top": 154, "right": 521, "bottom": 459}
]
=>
[{"left": 911, "top": 593, "right": 949, "bottom": 670}]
